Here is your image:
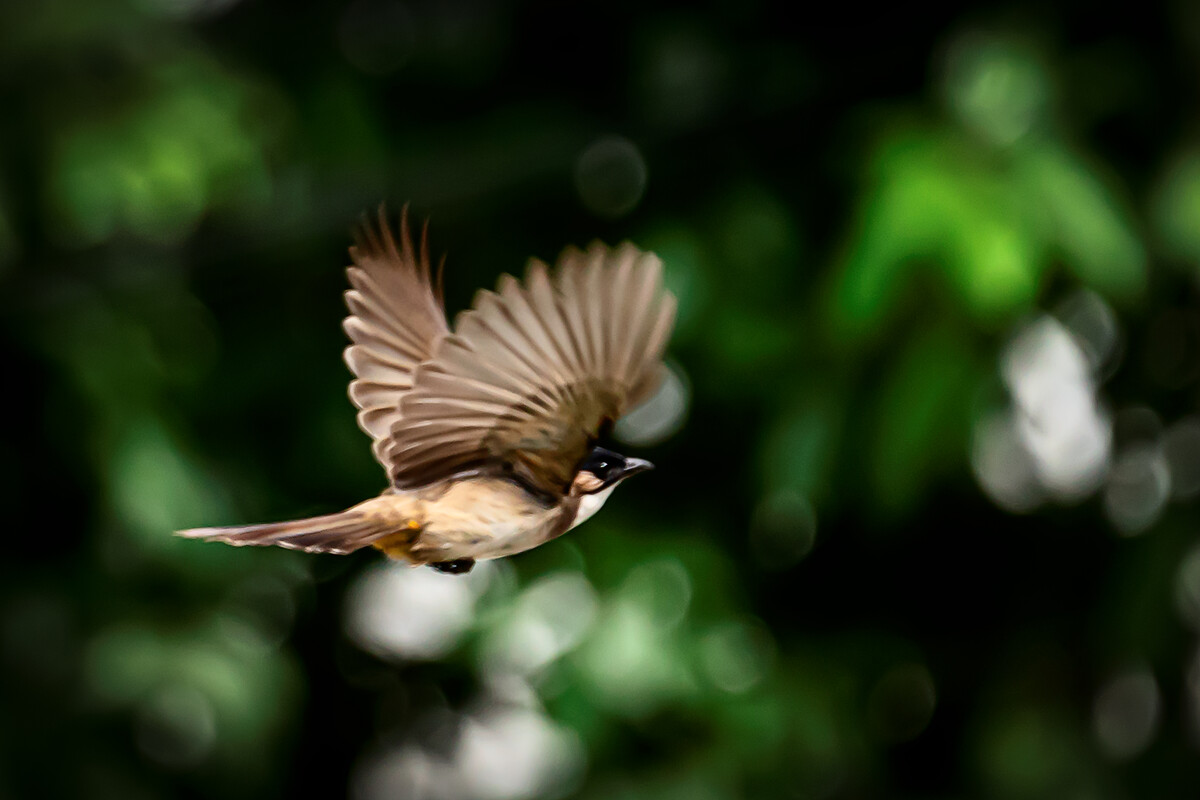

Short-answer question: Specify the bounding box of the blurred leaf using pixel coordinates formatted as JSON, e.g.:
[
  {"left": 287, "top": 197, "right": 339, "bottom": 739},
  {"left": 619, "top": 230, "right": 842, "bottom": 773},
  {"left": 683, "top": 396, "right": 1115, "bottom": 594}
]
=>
[
  {"left": 830, "top": 116, "right": 1145, "bottom": 348},
  {"left": 1153, "top": 149, "right": 1200, "bottom": 268},
  {"left": 705, "top": 305, "right": 798, "bottom": 379},
  {"left": 85, "top": 616, "right": 300, "bottom": 766},
  {"left": 829, "top": 129, "right": 1042, "bottom": 342},
  {"left": 1017, "top": 144, "right": 1146, "bottom": 300},
  {"left": 49, "top": 56, "right": 276, "bottom": 245},
  {"left": 870, "top": 324, "right": 981, "bottom": 515},
  {"left": 709, "top": 685, "right": 789, "bottom": 766},
  {"left": 973, "top": 704, "right": 1095, "bottom": 799},
  {"left": 644, "top": 225, "right": 712, "bottom": 345},
  {"left": 760, "top": 385, "right": 843, "bottom": 502},
  {"left": 109, "top": 418, "right": 232, "bottom": 550},
  {"left": 713, "top": 183, "right": 802, "bottom": 289}
]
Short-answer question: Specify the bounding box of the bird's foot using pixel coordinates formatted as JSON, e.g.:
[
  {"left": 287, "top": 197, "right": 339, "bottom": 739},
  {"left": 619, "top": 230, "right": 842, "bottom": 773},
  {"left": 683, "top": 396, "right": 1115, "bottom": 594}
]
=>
[{"left": 429, "top": 558, "right": 475, "bottom": 574}]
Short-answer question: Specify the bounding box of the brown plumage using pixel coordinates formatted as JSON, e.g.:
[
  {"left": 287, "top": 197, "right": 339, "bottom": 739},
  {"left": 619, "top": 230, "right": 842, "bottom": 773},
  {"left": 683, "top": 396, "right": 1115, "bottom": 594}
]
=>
[
  {"left": 178, "top": 206, "right": 675, "bottom": 573},
  {"left": 343, "top": 208, "right": 449, "bottom": 466}
]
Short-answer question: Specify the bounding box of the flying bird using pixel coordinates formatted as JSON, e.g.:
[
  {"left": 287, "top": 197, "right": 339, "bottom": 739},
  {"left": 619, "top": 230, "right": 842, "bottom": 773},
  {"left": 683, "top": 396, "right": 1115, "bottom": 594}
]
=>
[{"left": 178, "top": 208, "right": 676, "bottom": 574}]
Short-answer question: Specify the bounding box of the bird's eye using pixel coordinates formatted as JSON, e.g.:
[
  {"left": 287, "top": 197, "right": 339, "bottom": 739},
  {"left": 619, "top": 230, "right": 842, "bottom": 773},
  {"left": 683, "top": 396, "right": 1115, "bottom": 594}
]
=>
[{"left": 581, "top": 447, "right": 623, "bottom": 479}]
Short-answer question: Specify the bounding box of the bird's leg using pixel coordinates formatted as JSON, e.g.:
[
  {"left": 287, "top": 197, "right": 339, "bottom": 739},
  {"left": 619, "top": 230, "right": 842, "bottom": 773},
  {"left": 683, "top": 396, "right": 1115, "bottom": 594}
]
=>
[{"left": 429, "top": 558, "right": 475, "bottom": 574}]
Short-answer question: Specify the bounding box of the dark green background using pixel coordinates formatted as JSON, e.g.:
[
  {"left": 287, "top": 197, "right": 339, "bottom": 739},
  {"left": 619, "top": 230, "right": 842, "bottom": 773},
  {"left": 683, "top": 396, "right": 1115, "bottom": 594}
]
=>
[{"left": 5, "top": 1, "right": 1200, "bottom": 797}]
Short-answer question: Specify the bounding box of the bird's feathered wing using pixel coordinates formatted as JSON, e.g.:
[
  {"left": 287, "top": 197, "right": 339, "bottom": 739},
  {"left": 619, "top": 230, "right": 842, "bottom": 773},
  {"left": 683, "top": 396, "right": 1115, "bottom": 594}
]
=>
[
  {"left": 343, "top": 207, "right": 450, "bottom": 467},
  {"left": 383, "top": 242, "right": 676, "bottom": 497}
]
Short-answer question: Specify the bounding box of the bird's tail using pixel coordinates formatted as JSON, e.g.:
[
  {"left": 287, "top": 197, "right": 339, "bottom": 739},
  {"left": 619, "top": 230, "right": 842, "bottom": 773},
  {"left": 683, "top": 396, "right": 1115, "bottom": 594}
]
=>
[{"left": 176, "top": 510, "right": 388, "bottom": 555}]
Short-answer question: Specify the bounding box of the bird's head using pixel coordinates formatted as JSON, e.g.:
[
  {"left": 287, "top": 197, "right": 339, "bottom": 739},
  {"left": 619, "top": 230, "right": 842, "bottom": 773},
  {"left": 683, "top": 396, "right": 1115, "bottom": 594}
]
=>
[
  {"left": 567, "top": 446, "right": 653, "bottom": 529},
  {"left": 572, "top": 446, "right": 654, "bottom": 493}
]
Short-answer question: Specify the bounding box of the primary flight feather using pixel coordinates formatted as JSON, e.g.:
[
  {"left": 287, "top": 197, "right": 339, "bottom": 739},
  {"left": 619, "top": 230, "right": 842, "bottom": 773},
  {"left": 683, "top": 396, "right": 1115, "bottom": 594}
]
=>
[{"left": 178, "top": 207, "right": 676, "bottom": 574}]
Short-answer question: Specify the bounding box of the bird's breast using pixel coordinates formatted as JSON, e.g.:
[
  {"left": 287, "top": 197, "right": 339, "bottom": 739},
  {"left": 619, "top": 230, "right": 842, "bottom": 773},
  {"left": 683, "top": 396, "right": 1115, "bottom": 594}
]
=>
[{"left": 410, "top": 477, "right": 568, "bottom": 561}]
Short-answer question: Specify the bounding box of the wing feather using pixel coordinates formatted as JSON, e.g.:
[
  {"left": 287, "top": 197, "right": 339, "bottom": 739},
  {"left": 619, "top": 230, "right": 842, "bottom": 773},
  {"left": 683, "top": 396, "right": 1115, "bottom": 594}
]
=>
[
  {"left": 343, "top": 206, "right": 450, "bottom": 468},
  {"left": 384, "top": 242, "right": 675, "bottom": 495}
]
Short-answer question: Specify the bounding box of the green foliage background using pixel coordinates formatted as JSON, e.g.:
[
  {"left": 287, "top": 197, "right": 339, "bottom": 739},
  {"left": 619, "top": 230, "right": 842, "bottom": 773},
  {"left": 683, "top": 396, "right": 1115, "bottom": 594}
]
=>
[{"left": 4, "top": 1, "right": 1200, "bottom": 798}]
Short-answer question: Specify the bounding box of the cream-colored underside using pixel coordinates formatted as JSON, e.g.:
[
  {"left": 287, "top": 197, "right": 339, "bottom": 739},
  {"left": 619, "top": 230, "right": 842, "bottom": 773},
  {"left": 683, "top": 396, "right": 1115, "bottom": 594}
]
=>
[
  {"left": 569, "top": 486, "right": 615, "bottom": 530},
  {"left": 378, "top": 478, "right": 561, "bottom": 562},
  {"left": 365, "top": 477, "right": 619, "bottom": 563}
]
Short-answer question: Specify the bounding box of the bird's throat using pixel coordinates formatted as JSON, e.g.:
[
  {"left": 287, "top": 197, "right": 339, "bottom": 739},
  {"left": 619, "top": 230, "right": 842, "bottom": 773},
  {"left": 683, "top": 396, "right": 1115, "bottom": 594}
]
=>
[{"left": 569, "top": 485, "right": 616, "bottom": 530}]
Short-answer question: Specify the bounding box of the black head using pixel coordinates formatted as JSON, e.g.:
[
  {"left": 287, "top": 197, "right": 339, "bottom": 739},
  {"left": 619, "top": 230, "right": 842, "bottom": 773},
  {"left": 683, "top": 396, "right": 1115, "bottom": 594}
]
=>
[{"left": 573, "top": 446, "right": 654, "bottom": 493}]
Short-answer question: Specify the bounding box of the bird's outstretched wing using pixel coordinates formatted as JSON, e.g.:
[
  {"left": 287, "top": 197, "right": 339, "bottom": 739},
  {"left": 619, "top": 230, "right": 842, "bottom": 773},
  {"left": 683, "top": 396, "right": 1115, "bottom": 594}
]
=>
[
  {"left": 383, "top": 242, "right": 675, "bottom": 497},
  {"left": 344, "top": 206, "right": 450, "bottom": 468}
]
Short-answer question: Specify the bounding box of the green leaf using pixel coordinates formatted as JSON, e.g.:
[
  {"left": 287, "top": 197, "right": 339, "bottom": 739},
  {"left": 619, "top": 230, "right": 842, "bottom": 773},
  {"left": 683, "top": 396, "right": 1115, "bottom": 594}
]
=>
[
  {"left": 869, "top": 324, "right": 981, "bottom": 515},
  {"left": 1018, "top": 143, "right": 1146, "bottom": 300}
]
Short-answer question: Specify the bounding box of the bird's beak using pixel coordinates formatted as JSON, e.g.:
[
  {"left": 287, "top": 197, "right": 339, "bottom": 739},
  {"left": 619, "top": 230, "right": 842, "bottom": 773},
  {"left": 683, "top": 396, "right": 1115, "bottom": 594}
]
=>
[{"left": 619, "top": 458, "right": 655, "bottom": 480}]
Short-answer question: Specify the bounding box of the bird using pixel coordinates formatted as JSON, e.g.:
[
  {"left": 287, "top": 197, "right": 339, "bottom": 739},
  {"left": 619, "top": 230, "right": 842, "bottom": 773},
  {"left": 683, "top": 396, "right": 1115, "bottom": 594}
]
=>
[{"left": 177, "top": 207, "right": 676, "bottom": 575}]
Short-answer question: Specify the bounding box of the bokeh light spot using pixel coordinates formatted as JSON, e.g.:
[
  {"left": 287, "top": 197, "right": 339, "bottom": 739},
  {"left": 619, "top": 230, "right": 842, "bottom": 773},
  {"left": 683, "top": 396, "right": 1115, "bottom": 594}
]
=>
[
  {"left": 1103, "top": 444, "right": 1170, "bottom": 535},
  {"left": 1174, "top": 544, "right": 1200, "bottom": 631},
  {"left": 480, "top": 572, "right": 597, "bottom": 678},
  {"left": 575, "top": 596, "right": 694, "bottom": 716},
  {"left": 971, "top": 409, "right": 1044, "bottom": 513},
  {"left": 699, "top": 620, "right": 774, "bottom": 694},
  {"left": 867, "top": 663, "right": 937, "bottom": 744},
  {"left": 345, "top": 561, "right": 493, "bottom": 661},
  {"left": 1163, "top": 418, "right": 1200, "bottom": 500},
  {"left": 85, "top": 624, "right": 165, "bottom": 704},
  {"left": 976, "top": 706, "right": 1076, "bottom": 796},
  {"left": 945, "top": 34, "right": 1047, "bottom": 146},
  {"left": 636, "top": 26, "right": 727, "bottom": 129},
  {"left": 574, "top": 136, "right": 647, "bottom": 219},
  {"left": 338, "top": 0, "right": 416, "bottom": 75},
  {"left": 457, "top": 705, "right": 585, "bottom": 800},
  {"left": 620, "top": 558, "right": 692, "bottom": 630},
  {"left": 136, "top": 683, "right": 218, "bottom": 768},
  {"left": 1002, "top": 316, "right": 1111, "bottom": 500},
  {"left": 749, "top": 489, "right": 817, "bottom": 570},
  {"left": 1055, "top": 289, "right": 1120, "bottom": 374},
  {"left": 222, "top": 575, "right": 297, "bottom": 652},
  {"left": 615, "top": 361, "right": 689, "bottom": 446},
  {"left": 1092, "top": 667, "right": 1160, "bottom": 760}
]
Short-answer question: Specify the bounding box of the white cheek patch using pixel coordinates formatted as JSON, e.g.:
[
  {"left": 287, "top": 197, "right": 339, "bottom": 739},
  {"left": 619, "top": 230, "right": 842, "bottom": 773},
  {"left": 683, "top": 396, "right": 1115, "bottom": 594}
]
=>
[{"left": 570, "top": 485, "right": 616, "bottom": 530}]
